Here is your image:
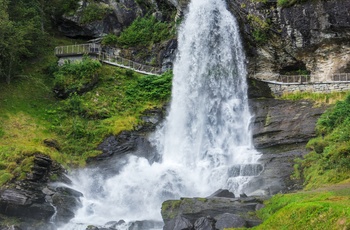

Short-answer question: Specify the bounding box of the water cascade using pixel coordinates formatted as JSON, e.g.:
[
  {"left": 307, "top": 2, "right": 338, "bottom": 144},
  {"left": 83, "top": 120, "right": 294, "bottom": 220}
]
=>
[{"left": 59, "top": 0, "right": 261, "bottom": 228}]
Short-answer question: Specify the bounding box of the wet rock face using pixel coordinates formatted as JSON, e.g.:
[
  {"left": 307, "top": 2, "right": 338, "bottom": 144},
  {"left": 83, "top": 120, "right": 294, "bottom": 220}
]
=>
[
  {"left": 0, "top": 155, "right": 82, "bottom": 230},
  {"left": 57, "top": 0, "right": 139, "bottom": 38},
  {"left": 247, "top": 79, "right": 326, "bottom": 148},
  {"left": 246, "top": 95, "right": 327, "bottom": 195},
  {"left": 250, "top": 98, "right": 327, "bottom": 149},
  {"left": 161, "top": 197, "right": 264, "bottom": 230},
  {"left": 56, "top": 0, "right": 176, "bottom": 38},
  {"left": 227, "top": 0, "right": 350, "bottom": 78},
  {"left": 89, "top": 107, "right": 165, "bottom": 162}
]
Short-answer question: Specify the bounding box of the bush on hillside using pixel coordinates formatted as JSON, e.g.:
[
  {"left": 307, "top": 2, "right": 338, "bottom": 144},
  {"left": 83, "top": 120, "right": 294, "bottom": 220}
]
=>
[
  {"left": 53, "top": 57, "right": 102, "bottom": 98},
  {"left": 300, "top": 93, "right": 350, "bottom": 189},
  {"left": 117, "top": 16, "right": 173, "bottom": 47}
]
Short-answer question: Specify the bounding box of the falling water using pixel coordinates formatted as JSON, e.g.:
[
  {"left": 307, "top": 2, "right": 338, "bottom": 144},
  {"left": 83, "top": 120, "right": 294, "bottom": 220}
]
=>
[{"left": 58, "top": 0, "right": 261, "bottom": 229}]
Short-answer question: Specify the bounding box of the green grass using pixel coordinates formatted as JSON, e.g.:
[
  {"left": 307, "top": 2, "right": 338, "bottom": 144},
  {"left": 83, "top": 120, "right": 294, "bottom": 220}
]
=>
[
  {"left": 224, "top": 91, "right": 350, "bottom": 230},
  {"left": 254, "top": 187, "right": 350, "bottom": 230},
  {"left": 293, "top": 92, "right": 350, "bottom": 190},
  {"left": 0, "top": 35, "right": 172, "bottom": 186},
  {"left": 248, "top": 92, "right": 350, "bottom": 229},
  {"left": 280, "top": 91, "right": 347, "bottom": 106}
]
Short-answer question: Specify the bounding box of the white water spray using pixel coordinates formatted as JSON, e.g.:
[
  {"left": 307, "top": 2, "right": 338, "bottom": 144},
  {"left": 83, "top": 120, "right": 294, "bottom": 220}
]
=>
[{"left": 59, "top": 0, "right": 261, "bottom": 228}]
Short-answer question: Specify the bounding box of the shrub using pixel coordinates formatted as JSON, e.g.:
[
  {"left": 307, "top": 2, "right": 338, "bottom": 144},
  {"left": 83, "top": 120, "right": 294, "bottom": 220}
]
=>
[
  {"left": 298, "top": 92, "right": 350, "bottom": 189},
  {"left": 101, "top": 33, "right": 118, "bottom": 46},
  {"left": 125, "top": 71, "right": 172, "bottom": 101},
  {"left": 247, "top": 14, "right": 270, "bottom": 43},
  {"left": 80, "top": 2, "right": 110, "bottom": 24},
  {"left": 317, "top": 93, "right": 350, "bottom": 134},
  {"left": 117, "top": 16, "right": 173, "bottom": 47},
  {"left": 53, "top": 56, "right": 102, "bottom": 96},
  {"left": 252, "top": 29, "right": 268, "bottom": 43}
]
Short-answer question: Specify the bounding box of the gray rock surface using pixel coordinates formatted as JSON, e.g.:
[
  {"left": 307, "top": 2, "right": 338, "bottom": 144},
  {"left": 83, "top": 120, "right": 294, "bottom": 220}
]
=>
[
  {"left": 56, "top": 0, "right": 176, "bottom": 38},
  {"left": 0, "top": 154, "right": 82, "bottom": 230},
  {"left": 228, "top": 0, "right": 350, "bottom": 78},
  {"left": 208, "top": 189, "right": 235, "bottom": 199},
  {"left": 161, "top": 197, "right": 264, "bottom": 229},
  {"left": 164, "top": 216, "right": 193, "bottom": 230},
  {"left": 250, "top": 98, "right": 327, "bottom": 149},
  {"left": 193, "top": 216, "right": 216, "bottom": 230},
  {"left": 215, "top": 213, "right": 247, "bottom": 229}
]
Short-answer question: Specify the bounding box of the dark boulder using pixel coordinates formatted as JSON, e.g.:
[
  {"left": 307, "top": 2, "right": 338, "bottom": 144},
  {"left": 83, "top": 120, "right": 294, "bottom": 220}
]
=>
[
  {"left": 128, "top": 220, "right": 163, "bottom": 230},
  {"left": 193, "top": 216, "right": 216, "bottom": 230},
  {"left": 163, "top": 216, "right": 193, "bottom": 230},
  {"left": 51, "top": 186, "right": 83, "bottom": 225},
  {"left": 207, "top": 189, "right": 235, "bottom": 199},
  {"left": 162, "top": 197, "right": 264, "bottom": 229},
  {"left": 0, "top": 188, "right": 55, "bottom": 221},
  {"left": 215, "top": 213, "right": 246, "bottom": 229}
]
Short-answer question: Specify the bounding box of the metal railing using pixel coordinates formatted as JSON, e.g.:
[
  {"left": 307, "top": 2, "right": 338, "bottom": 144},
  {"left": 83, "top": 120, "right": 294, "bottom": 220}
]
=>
[
  {"left": 331, "top": 73, "right": 350, "bottom": 81},
  {"left": 54, "top": 44, "right": 162, "bottom": 76},
  {"left": 55, "top": 43, "right": 101, "bottom": 56},
  {"left": 277, "top": 75, "right": 311, "bottom": 83},
  {"left": 100, "top": 52, "right": 162, "bottom": 76},
  {"left": 251, "top": 73, "right": 350, "bottom": 84}
]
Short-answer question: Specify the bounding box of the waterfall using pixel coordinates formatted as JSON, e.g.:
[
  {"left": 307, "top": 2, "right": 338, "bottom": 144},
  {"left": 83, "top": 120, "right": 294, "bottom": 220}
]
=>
[{"left": 58, "top": 0, "right": 261, "bottom": 229}]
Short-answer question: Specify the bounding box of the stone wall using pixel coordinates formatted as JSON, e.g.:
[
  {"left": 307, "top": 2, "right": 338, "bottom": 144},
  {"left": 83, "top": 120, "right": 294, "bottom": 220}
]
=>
[{"left": 268, "top": 82, "right": 350, "bottom": 96}]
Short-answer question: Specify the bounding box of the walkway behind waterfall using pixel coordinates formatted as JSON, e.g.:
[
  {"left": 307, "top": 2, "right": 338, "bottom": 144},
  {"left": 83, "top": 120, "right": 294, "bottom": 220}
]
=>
[
  {"left": 55, "top": 43, "right": 350, "bottom": 83},
  {"left": 54, "top": 43, "right": 162, "bottom": 76}
]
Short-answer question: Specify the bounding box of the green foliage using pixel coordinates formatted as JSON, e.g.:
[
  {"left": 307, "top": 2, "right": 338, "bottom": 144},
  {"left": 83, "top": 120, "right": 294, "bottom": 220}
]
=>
[
  {"left": 49, "top": 66, "right": 172, "bottom": 163},
  {"left": 0, "top": 171, "right": 13, "bottom": 186},
  {"left": 277, "top": 0, "right": 308, "bottom": 7},
  {"left": 101, "top": 33, "right": 118, "bottom": 46},
  {"left": 53, "top": 57, "right": 102, "bottom": 94},
  {"left": 117, "top": 16, "right": 173, "bottom": 47},
  {"left": 247, "top": 14, "right": 270, "bottom": 44},
  {"left": 0, "top": 0, "right": 42, "bottom": 83},
  {"left": 317, "top": 94, "right": 350, "bottom": 134},
  {"left": 126, "top": 71, "right": 172, "bottom": 101},
  {"left": 255, "top": 189, "right": 350, "bottom": 230},
  {"left": 252, "top": 29, "right": 268, "bottom": 43},
  {"left": 306, "top": 138, "right": 328, "bottom": 154},
  {"left": 293, "top": 93, "right": 350, "bottom": 189},
  {"left": 80, "top": 2, "right": 110, "bottom": 24},
  {"left": 0, "top": 35, "right": 173, "bottom": 186},
  {"left": 280, "top": 91, "right": 347, "bottom": 105},
  {"left": 53, "top": 0, "right": 80, "bottom": 16},
  {"left": 0, "top": 128, "right": 4, "bottom": 138}
]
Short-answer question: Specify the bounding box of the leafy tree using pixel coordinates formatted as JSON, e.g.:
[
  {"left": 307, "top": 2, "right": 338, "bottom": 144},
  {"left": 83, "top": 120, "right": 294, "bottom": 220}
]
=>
[{"left": 0, "top": 0, "right": 30, "bottom": 83}]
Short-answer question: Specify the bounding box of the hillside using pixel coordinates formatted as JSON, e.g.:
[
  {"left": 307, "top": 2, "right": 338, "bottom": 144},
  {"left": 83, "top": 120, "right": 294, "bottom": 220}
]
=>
[{"left": 0, "top": 0, "right": 350, "bottom": 229}]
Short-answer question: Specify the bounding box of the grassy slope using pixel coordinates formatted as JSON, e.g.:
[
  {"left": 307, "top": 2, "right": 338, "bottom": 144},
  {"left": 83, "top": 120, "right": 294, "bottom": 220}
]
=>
[
  {"left": 229, "top": 92, "right": 350, "bottom": 230},
  {"left": 255, "top": 180, "right": 350, "bottom": 230},
  {"left": 1, "top": 34, "right": 349, "bottom": 230},
  {"left": 0, "top": 36, "right": 172, "bottom": 186},
  {"left": 0, "top": 36, "right": 73, "bottom": 184}
]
